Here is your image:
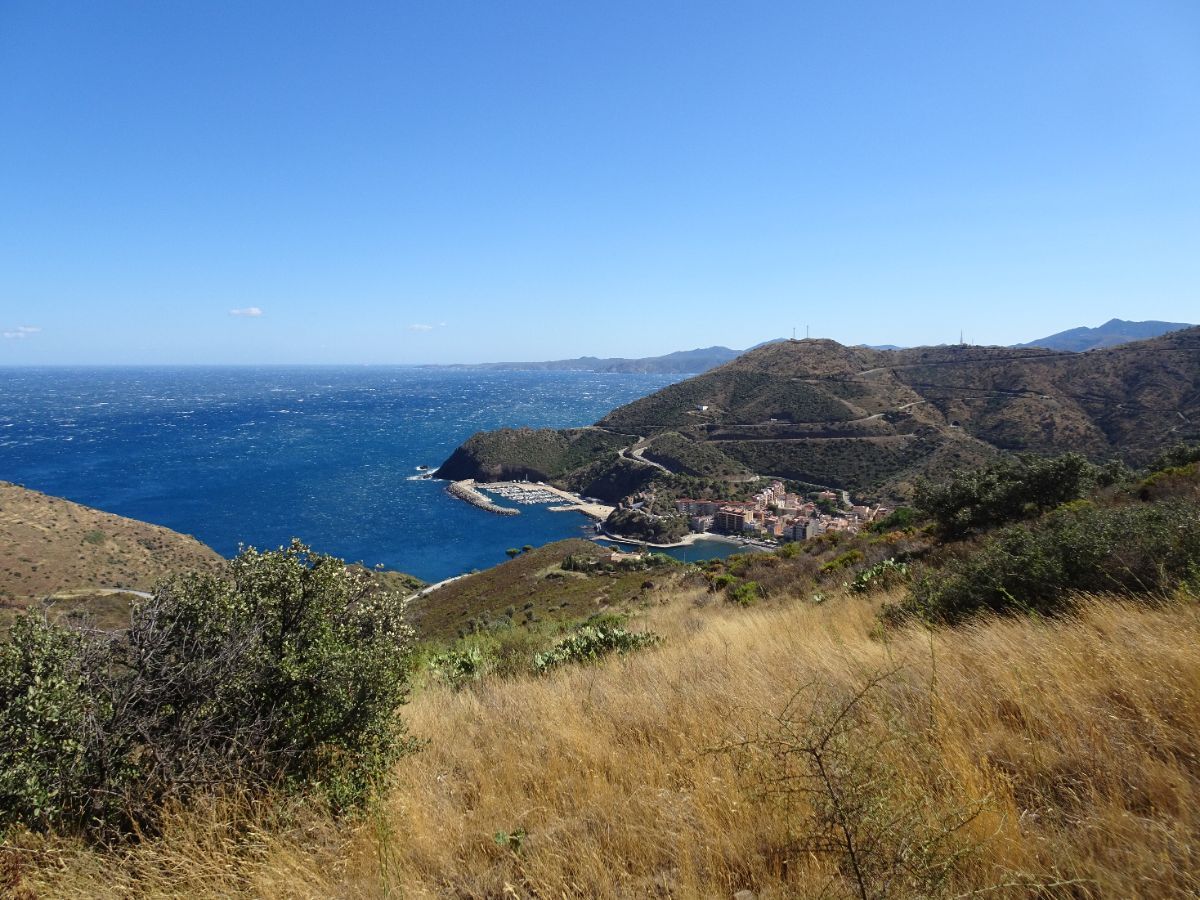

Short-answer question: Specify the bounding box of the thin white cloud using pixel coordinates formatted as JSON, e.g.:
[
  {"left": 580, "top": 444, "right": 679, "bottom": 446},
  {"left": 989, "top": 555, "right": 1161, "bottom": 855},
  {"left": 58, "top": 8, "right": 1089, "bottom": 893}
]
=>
[
  {"left": 229, "top": 307, "right": 263, "bottom": 317},
  {"left": 407, "top": 323, "right": 435, "bottom": 332},
  {"left": 2, "top": 325, "right": 41, "bottom": 339}
]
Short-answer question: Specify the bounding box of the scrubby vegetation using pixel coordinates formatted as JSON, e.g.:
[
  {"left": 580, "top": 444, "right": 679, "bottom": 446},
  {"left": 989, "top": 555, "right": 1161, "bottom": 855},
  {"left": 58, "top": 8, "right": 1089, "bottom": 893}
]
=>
[
  {"left": 638, "top": 431, "right": 750, "bottom": 477},
  {"left": 913, "top": 451, "right": 1111, "bottom": 538},
  {"left": 897, "top": 498, "right": 1200, "bottom": 622},
  {"left": 0, "top": 481, "right": 224, "bottom": 604},
  {"left": 0, "top": 541, "right": 415, "bottom": 839},
  {"left": 406, "top": 539, "right": 678, "bottom": 640},
  {"left": 435, "top": 427, "right": 632, "bottom": 483},
  {"left": 16, "top": 588, "right": 1200, "bottom": 896},
  {"left": 533, "top": 619, "right": 661, "bottom": 673},
  {"left": 561, "top": 454, "right": 659, "bottom": 503},
  {"left": 603, "top": 507, "right": 689, "bottom": 544},
  {"left": 600, "top": 367, "right": 862, "bottom": 431},
  {"left": 7, "top": 445, "right": 1200, "bottom": 897}
]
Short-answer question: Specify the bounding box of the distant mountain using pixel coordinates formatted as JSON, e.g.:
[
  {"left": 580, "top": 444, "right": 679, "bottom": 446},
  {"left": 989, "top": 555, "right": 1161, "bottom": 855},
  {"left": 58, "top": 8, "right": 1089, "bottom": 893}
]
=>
[
  {"left": 1018, "top": 318, "right": 1193, "bottom": 352},
  {"left": 425, "top": 346, "right": 740, "bottom": 375},
  {"left": 439, "top": 328, "right": 1200, "bottom": 502}
]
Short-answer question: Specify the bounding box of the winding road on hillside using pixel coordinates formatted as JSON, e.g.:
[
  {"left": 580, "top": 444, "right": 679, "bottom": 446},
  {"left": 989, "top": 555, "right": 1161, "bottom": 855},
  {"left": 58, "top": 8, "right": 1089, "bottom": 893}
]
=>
[{"left": 618, "top": 437, "right": 671, "bottom": 472}]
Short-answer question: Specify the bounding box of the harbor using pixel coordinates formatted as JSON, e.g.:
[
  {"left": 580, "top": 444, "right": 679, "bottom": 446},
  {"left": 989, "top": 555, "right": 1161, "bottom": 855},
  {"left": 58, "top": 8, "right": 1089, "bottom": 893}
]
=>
[
  {"left": 441, "top": 478, "right": 617, "bottom": 521},
  {"left": 446, "top": 479, "right": 520, "bottom": 516},
  {"left": 476, "top": 481, "right": 616, "bottom": 521}
]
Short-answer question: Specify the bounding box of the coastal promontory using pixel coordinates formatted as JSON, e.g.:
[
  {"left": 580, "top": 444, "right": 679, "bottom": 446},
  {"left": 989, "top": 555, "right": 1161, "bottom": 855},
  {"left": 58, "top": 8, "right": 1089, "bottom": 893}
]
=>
[{"left": 437, "top": 329, "right": 1200, "bottom": 506}]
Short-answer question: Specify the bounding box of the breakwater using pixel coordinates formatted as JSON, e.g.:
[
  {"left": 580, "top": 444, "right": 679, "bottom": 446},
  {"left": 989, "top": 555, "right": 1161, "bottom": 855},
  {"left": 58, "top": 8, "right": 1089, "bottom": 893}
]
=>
[
  {"left": 477, "top": 481, "right": 616, "bottom": 521},
  {"left": 447, "top": 479, "right": 520, "bottom": 516}
]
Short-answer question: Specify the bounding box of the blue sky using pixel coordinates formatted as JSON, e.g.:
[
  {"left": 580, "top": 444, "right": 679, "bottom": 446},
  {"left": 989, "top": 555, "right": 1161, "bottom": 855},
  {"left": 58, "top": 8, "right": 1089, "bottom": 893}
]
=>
[{"left": 1, "top": 1, "right": 1197, "bottom": 364}]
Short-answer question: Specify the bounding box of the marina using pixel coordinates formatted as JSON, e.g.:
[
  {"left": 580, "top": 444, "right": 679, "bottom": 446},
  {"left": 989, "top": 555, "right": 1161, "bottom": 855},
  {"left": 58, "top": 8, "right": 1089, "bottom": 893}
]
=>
[
  {"left": 446, "top": 479, "right": 520, "bottom": 516},
  {"left": 478, "top": 484, "right": 565, "bottom": 505},
  {"left": 477, "top": 481, "right": 616, "bottom": 521}
]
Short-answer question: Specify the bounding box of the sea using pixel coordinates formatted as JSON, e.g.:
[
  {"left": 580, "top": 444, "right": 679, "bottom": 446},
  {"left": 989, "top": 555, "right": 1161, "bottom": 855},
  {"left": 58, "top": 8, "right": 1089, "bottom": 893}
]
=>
[{"left": 0, "top": 367, "right": 744, "bottom": 583}]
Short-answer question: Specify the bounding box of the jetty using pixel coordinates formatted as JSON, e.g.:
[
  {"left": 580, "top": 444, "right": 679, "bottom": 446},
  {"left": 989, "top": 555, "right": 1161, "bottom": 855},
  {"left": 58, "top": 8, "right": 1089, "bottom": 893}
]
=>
[
  {"left": 477, "top": 481, "right": 615, "bottom": 521},
  {"left": 447, "top": 479, "right": 520, "bottom": 516}
]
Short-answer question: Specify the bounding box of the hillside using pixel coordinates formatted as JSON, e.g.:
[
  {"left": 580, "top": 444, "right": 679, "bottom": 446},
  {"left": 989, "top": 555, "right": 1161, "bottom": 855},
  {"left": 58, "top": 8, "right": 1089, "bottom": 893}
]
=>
[
  {"left": 11, "top": 450, "right": 1200, "bottom": 897},
  {"left": 408, "top": 539, "right": 677, "bottom": 641},
  {"left": 435, "top": 426, "right": 635, "bottom": 483},
  {"left": 1018, "top": 317, "right": 1193, "bottom": 351},
  {"left": 439, "top": 328, "right": 1200, "bottom": 503},
  {"left": 22, "top": 462, "right": 1200, "bottom": 896},
  {"left": 0, "top": 482, "right": 225, "bottom": 603}
]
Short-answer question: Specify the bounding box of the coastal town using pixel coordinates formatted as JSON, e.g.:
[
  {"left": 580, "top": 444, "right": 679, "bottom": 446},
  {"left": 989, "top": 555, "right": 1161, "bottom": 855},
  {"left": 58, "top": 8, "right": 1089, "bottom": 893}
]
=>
[
  {"left": 671, "top": 481, "right": 892, "bottom": 541},
  {"left": 446, "top": 472, "right": 891, "bottom": 550}
]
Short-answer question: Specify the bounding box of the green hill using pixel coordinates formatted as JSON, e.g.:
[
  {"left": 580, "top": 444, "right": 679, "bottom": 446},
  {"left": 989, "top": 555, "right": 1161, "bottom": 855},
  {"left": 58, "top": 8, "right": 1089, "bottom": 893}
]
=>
[
  {"left": 438, "top": 328, "right": 1200, "bottom": 503},
  {"left": 408, "top": 539, "right": 676, "bottom": 641}
]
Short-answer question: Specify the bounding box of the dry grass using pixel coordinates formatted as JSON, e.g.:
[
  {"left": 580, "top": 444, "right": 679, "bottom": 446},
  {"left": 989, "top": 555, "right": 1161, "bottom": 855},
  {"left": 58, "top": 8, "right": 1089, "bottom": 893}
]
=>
[
  {"left": 0, "top": 481, "right": 224, "bottom": 603},
  {"left": 14, "top": 587, "right": 1200, "bottom": 898}
]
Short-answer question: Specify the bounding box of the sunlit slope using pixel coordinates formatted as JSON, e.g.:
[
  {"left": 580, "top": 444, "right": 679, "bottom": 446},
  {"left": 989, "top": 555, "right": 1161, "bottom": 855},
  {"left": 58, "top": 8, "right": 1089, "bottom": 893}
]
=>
[
  {"left": 440, "top": 329, "right": 1200, "bottom": 500},
  {"left": 0, "top": 481, "right": 225, "bottom": 601},
  {"left": 28, "top": 591, "right": 1200, "bottom": 898}
]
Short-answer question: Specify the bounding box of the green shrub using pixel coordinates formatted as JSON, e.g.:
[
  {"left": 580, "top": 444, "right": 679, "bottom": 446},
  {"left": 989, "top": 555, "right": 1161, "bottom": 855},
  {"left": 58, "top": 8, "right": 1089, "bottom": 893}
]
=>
[
  {"left": 534, "top": 624, "right": 661, "bottom": 674},
  {"left": 868, "top": 506, "right": 918, "bottom": 534},
  {"left": 1136, "top": 461, "right": 1200, "bottom": 502},
  {"left": 850, "top": 557, "right": 910, "bottom": 594},
  {"left": 0, "top": 616, "right": 100, "bottom": 834},
  {"left": 915, "top": 453, "right": 1095, "bottom": 538},
  {"left": 0, "top": 541, "right": 416, "bottom": 837},
  {"left": 727, "top": 580, "right": 763, "bottom": 606},
  {"left": 1151, "top": 442, "right": 1200, "bottom": 471},
  {"left": 820, "top": 549, "right": 863, "bottom": 574},
  {"left": 429, "top": 645, "right": 489, "bottom": 690},
  {"left": 710, "top": 572, "right": 737, "bottom": 592},
  {"left": 890, "top": 499, "right": 1200, "bottom": 623}
]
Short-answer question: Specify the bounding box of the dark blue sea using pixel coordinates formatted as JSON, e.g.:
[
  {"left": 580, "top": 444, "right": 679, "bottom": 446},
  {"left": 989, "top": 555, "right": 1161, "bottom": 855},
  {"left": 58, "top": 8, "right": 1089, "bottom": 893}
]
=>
[{"left": 0, "top": 367, "right": 741, "bottom": 583}]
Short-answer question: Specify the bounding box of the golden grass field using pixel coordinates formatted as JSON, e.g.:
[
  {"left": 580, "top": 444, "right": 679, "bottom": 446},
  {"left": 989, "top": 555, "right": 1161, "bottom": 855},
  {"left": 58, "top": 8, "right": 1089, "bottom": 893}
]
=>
[{"left": 10, "top": 581, "right": 1200, "bottom": 898}]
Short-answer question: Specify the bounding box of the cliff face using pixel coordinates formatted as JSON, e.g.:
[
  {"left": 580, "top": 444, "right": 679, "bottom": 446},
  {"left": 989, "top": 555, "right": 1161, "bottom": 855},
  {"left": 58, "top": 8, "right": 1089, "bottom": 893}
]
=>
[{"left": 438, "top": 328, "right": 1200, "bottom": 503}]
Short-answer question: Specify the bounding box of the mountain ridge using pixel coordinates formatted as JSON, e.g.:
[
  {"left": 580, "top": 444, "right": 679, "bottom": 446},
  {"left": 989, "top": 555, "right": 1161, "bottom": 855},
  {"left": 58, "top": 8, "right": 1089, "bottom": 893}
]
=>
[
  {"left": 421, "top": 320, "right": 1196, "bottom": 372},
  {"left": 1017, "top": 318, "right": 1194, "bottom": 352},
  {"left": 438, "top": 328, "right": 1200, "bottom": 503}
]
